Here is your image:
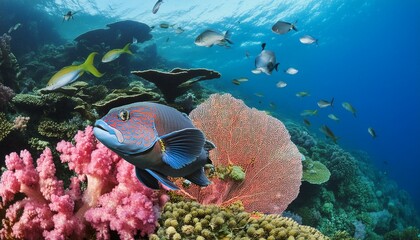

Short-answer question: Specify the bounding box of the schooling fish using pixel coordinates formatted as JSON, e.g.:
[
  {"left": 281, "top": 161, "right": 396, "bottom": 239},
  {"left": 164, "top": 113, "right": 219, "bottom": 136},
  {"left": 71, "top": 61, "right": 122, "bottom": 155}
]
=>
[
  {"left": 300, "top": 109, "right": 318, "bottom": 116},
  {"left": 93, "top": 102, "right": 215, "bottom": 190},
  {"left": 368, "top": 127, "right": 377, "bottom": 139},
  {"left": 63, "top": 11, "right": 79, "bottom": 22},
  {"left": 328, "top": 114, "right": 340, "bottom": 121},
  {"left": 276, "top": 80, "right": 287, "bottom": 88},
  {"left": 320, "top": 125, "right": 339, "bottom": 143},
  {"left": 194, "top": 29, "right": 233, "bottom": 47},
  {"left": 296, "top": 91, "right": 310, "bottom": 97},
  {"left": 317, "top": 97, "right": 334, "bottom": 108},
  {"left": 44, "top": 52, "right": 103, "bottom": 90},
  {"left": 299, "top": 35, "right": 318, "bottom": 45},
  {"left": 152, "top": 0, "right": 163, "bottom": 14},
  {"left": 252, "top": 43, "right": 279, "bottom": 75},
  {"left": 342, "top": 102, "right": 357, "bottom": 117},
  {"left": 285, "top": 67, "right": 298, "bottom": 75},
  {"left": 271, "top": 20, "right": 298, "bottom": 34},
  {"left": 102, "top": 43, "right": 133, "bottom": 63}
]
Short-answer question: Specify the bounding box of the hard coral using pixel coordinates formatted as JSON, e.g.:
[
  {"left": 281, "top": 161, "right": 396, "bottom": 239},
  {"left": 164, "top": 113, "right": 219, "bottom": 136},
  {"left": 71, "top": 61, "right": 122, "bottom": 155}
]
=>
[
  {"left": 0, "top": 126, "right": 168, "bottom": 239},
  {"left": 179, "top": 93, "right": 302, "bottom": 215},
  {"left": 151, "top": 201, "right": 329, "bottom": 239}
]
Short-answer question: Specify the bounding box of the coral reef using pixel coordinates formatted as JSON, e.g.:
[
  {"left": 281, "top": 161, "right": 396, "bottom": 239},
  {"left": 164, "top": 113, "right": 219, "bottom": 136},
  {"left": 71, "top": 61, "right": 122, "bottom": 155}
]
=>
[
  {"left": 178, "top": 93, "right": 302, "bottom": 215},
  {"left": 150, "top": 201, "right": 329, "bottom": 239},
  {"left": 0, "top": 34, "right": 21, "bottom": 90},
  {"left": 132, "top": 68, "right": 221, "bottom": 103},
  {"left": 302, "top": 158, "right": 331, "bottom": 185},
  {"left": 0, "top": 126, "right": 168, "bottom": 239},
  {"left": 0, "top": 112, "right": 14, "bottom": 142},
  {"left": 286, "top": 123, "right": 420, "bottom": 238},
  {"left": 0, "top": 83, "right": 15, "bottom": 109}
]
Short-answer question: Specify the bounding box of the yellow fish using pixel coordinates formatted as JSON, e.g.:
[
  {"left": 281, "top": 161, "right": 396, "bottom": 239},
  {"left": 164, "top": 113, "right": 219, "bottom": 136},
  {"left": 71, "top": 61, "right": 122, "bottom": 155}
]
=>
[
  {"left": 45, "top": 52, "right": 103, "bottom": 90},
  {"left": 300, "top": 109, "right": 318, "bottom": 116},
  {"left": 102, "top": 43, "right": 133, "bottom": 63},
  {"left": 342, "top": 102, "right": 357, "bottom": 117}
]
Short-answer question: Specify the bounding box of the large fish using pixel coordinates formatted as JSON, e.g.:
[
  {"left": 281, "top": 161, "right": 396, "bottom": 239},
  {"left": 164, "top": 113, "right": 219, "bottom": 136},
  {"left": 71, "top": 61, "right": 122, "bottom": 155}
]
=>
[
  {"left": 252, "top": 43, "right": 279, "bottom": 75},
  {"left": 271, "top": 20, "right": 298, "bottom": 34},
  {"left": 194, "top": 29, "right": 233, "bottom": 47},
  {"left": 44, "top": 52, "right": 103, "bottom": 90},
  {"left": 93, "top": 102, "right": 214, "bottom": 190}
]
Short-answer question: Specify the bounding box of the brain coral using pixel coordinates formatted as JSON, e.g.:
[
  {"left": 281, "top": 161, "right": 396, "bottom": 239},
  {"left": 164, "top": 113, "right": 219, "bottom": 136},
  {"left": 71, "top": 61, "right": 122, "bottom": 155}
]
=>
[{"left": 182, "top": 93, "right": 302, "bottom": 214}]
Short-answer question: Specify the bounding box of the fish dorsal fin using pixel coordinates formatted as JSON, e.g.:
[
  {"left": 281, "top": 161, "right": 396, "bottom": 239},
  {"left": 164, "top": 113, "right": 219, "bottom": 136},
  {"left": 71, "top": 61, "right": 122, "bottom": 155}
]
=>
[
  {"left": 145, "top": 169, "right": 179, "bottom": 190},
  {"left": 160, "top": 128, "right": 205, "bottom": 169},
  {"left": 135, "top": 167, "right": 159, "bottom": 189}
]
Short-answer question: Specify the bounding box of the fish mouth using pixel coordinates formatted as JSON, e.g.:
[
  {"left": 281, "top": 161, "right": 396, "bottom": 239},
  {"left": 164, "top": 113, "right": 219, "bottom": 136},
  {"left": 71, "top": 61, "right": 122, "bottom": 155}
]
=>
[{"left": 94, "top": 120, "right": 124, "bottom": 143}]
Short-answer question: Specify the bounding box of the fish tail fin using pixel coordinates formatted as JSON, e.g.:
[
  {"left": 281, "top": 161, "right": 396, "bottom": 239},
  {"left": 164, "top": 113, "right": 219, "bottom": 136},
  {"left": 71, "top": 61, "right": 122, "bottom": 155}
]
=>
[
  {"left": 314, "top": 109, "right": 318, "bottom": 115},
  {"left": 292, "top": 20, "right": 298, "bottom": 31},
  {"left": 331, "top": 97, "right": 335, "bottom": 108},
  {"left": 261, "top": 42, "right": 266, "bottom": 50},
  {"left": 275, "top": 63, "right": 280, "bottom": 72},
  {"left": 224, "top": 30, "right": 234, "bottom": 45},
  {"left": 122, "top": 43, "right": 133, "bottom": 55},
  {"left": 81, "top": 52, "right": 104, "bottom": 77}
]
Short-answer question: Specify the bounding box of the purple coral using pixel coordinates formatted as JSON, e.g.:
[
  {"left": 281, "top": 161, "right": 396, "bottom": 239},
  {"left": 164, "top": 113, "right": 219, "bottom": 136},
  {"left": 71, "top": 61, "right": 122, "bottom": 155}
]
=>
[{"left": 0, "top": 82, "right": 15, "bottom": 108}]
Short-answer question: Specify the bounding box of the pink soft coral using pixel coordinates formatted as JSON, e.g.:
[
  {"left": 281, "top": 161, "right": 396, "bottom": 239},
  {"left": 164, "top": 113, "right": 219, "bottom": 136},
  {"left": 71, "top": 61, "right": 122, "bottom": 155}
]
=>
[
  {"left": 180, "top": 93, "right": 302, "bottom": 214},
  {"left": 0, "top": 126, "right": 168, "bottom": 240}
]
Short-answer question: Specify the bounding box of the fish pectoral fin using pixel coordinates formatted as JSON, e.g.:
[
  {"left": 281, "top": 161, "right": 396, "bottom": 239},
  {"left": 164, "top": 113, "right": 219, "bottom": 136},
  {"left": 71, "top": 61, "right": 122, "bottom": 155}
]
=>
[
  {"left": 204, "top": 140, "right": 216, "bottom": 151},
  {"left": 160, "top": 128, "right": 205, "bottom": 169},
  {"left": 135, "top": 167, "right": 160, "bottom": 189},
  {"left": 145, "top": 169, "right": 179, "bottom": 190},
  {"left": 185, "top": 168, "right": 211, "bottom": 187}
]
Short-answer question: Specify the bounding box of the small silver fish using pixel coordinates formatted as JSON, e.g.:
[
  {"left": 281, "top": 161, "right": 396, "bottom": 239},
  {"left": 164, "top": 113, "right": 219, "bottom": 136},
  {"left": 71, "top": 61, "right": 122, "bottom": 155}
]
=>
[
  {"left": 252, "top": 43, "right": 279, "bottom": 75},
  {"left": 317, "top": 97, "right": 334, "bottom": 108},
  {"left": 194, "top": 29, "right": 233, "bottom": 47},
  {"left": 296, "top": 91, "right": 310, "bottom": 97},
  {"left": 272, "top": 20, "right": 298, "bottom": 35},
  {"left": 299, "top": 35, "right": 318, "bottom": 45},
  {"left": 276, "top": 81, "right": 287, "bottom": 88},
  {"left": 152, "top": 0, "right": 163, "bottom": 14},
  {"left": 300, "top": 109, "right": 318, "bottom": 116},
  {"left": 328, "top": 114, "right": 340, "bottom": 121},
  {"left": 368, "top": 127, "right": 376, "bottom": 138},
  {"left": 175, "top": 27, "right": 184, "bottom": 34},
  {"left": 8, "top": 23, "right": 22, "bottom": 34},
  {"left": 285, "top": 67, "right": 298, "bottom": 75}
]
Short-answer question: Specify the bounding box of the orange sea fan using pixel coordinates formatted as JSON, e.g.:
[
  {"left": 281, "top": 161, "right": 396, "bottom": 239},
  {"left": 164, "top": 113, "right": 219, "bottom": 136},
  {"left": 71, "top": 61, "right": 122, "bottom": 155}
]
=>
[{"left": 182, "top": 93, "right": 302, "bottom": 214}]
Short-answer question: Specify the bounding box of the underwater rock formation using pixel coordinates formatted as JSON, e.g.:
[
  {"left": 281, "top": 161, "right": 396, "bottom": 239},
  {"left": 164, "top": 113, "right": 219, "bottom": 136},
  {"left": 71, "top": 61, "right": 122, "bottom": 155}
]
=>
[
  {"left": 0, "top": 126, "right": 168, "bottom": 239},
  {"left": 0, "top": 82, "right": 15, "bottom": 109},
  {"left": 0, "top": 34, "right": 21, "bottom": 91},
  {"left": 178, "top": 93, "right": 302, "bottom": 215},
  {"left": 75, "top": 20, "right": 152, "bottom": 54},
  {"left": 132, "top": 68, "right": 221, "bottom": 103}
]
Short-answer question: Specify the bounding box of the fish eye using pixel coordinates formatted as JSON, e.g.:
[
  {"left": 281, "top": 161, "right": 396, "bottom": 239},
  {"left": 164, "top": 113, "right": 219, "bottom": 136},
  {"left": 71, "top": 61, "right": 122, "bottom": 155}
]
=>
[{"left": 118, "top": 109, "right": 130, "bottom": 121}]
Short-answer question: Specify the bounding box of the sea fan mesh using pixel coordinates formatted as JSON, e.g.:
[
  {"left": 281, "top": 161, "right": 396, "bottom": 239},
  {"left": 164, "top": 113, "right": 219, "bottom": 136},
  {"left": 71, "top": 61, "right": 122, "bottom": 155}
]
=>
[{"left": 185, "top": 93, "right": 302, "bottom": 214}]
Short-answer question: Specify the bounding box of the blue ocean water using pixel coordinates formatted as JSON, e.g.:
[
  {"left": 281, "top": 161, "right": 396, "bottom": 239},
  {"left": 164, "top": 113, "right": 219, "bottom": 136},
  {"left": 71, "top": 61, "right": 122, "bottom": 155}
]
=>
[{"left": 1, "top": 0, "right": 419, "bottom": 233}]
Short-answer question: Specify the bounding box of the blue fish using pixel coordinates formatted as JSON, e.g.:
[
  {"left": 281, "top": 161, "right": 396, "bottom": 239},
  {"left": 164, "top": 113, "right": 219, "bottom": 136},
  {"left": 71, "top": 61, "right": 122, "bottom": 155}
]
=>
[{"left": 93, "top": 102, "right": 214, "bottom": 190}]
